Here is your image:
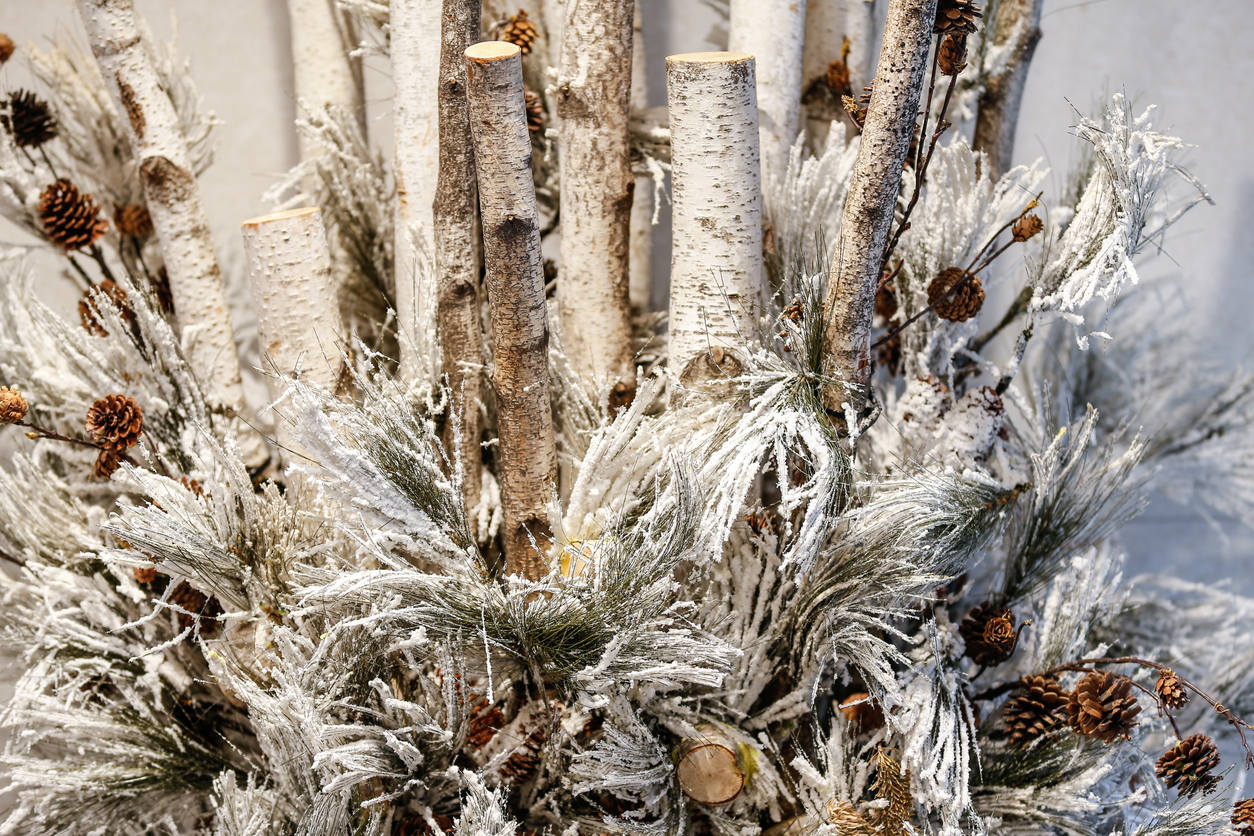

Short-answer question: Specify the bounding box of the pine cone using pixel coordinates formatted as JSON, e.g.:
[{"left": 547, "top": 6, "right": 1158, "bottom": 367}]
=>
[
  {"left": 38, "top": 179, "right": 108, "bottom": 252},
  {"left": 825, "top": 799, "right": 874, "bottom": 836},
  {"left": 524, "top": 88, "right": 544, "bottom": 136},
  {"left": 934, "top": 0, "right": 982, "bottom": 35},
  {"left": 1012, "top": 213, "right": 1043, "bottom": 242},
  {"left": 1156, "top": 733, "right": 1221, "bottom": 797},
  {"left": 937, "top": 34, "right": 968, "bottom": 76},
  {"left": 876, "top": 282, "right": 898, "bottom": 322},
  {"left": 1004, "top": 676, "right": 1070, "bottom": 747},
  {"left": 1233, "top": 798, "right": 1254, "bottom": 836},
  {"left": 839, "top": 692, "right": 885, "bottom": 732},
  {"left": 464, "top": 696, "right": 505, "bottom": 749},
  {"left": 501, "top": 9, "right": 538, "bottom": 55},
  {"left": 114, "top": 204, "right": 153, "bottom": 238},
  {"left": 169, "top": 580, "right": 222, "bottom": 634},
  {"left": 0, "top": 34, "right": 15, "bottom": 66},
  {"left": 85, "top": 394, "right": 144, "bottom": 451},
  {"left": 4, "top": 89, "right": 56, "bottom": 148},
  {"left": 877, "top": 331, "right": 902, "bottom": 377},
  {"left": 1067, "top": 670, "right": 1141, "bottom": 742},
  {"left": 928, "top": 267, "right": 984, "bottom": 322},
  {"left": 1155, "top": 669, "right": 1188, "bottom": 710},
  {"left": 133, "top": 566, "right": 158, "bottom": 584},
  {"left": 960, "top": 603, "right": 1018, "bottom": 666},
  {"left": 92, "top": 449, "right": 122, "bottom": 480},
  {"left": 0, "top": 386, "right": 28, "bottom": 424},
  {"left": 79, "top": 280, "right": 133, "bottom": 337}
]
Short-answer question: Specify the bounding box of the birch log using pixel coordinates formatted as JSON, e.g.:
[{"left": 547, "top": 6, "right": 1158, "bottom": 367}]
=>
[
  {"left": 728, "top": 0, "right": 806, "bottom": 181},
  {"left": 972, "top": 0, "right": 1044, "bottom": 180},
  {"left": 556, "top": 0, "right": 636, "bottom": 399},
  {"left": 73, "top": 0, "right": 258, "bottom": 449},
  {"left": 628, "top": 2, "right": 653, "bottom": 312},
  {"left": 666, "top": 52, "right": 764, "bottom": 400},
  {"left": 392, "top": 0, "right": 443, "bottom": 381},
  {"left": 240, "top": 208, "right": 344, "bottom": 454},
  {"left": 287, "top": 0, "right": 365, "bottom": 154},
  {"left": 465, "top": 41, "right": 557, "bottom": 580},
  {"left": 802, "top": 0, "right": 875, "bottom": 147},
  {"left": 821, "top": 0, "right": 937, "bottom": 419},
  {"left": 435, "top": 0, "right": 487, "bottom": 536}
]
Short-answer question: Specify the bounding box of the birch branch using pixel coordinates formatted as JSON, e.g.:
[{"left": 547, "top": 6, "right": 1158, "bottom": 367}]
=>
[
  {"left": 972, "top": 0, "right": 1044, "bottom": 180},
  {"left": 73, "top": 0, "right": 260, "bottom": 453},
  {"left": 240, "top": 207, "right": 344, "bottom": 454},
  {"left": 666, "top": 52, "right": 765, "bottom": 402},
  {"left": 556, "top": 0, "right": 636, "bottom": 399},
  {"left": 729, "top": 0, "right": 807, "bottom": 180},
  {"left": 465, "top": 41, "right": 557, "bottom": 580},
  {"left": 287, "top": 0, "right": 366, "bottom": 156},
  {"left": 392, "top": 0, "right": 442, "bottom": 381},
  {"left": 821, "top": 0, "right": 937, "bottom": 418},
  {"left": 435, "top": 0, "right": 488, "bottom": 538},
  {"left": 628, "top": 2, "right": 653, "bottom": 312}
]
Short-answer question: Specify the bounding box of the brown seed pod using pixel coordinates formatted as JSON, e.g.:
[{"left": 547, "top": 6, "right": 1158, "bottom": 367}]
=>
[
  {"left": 937, "top": 34, "right": 968, "bottom": 76},
  {"left": 4, "top": 89, "right": 57, "bottom": 148},
  {"left": 169, "top": 580, "right": 222, "bottom": 634},
  {"left": 1012, "top": 213, "right": 1044, "bottom": 242},
  {"left": 114, "top": 203, "right": 154, "bottom": 238},
  {"left": 500, "top": 9, "right": 538, "bottom": 55},
  {"left": 92, "top": 449, "right": 122, "bottom": 480},
  {"left": 825, "top": 58, "right": 852, "bottom": 97},
  {"left": 928, "top": 267, "right": 985, "bottom": 322},
  {"left": 78, "top": 279, "right": 132, "bottom": 337},
  {"left": 1233, "top": 798, "right": 1254, "bottom": 836},
  {"left": 1156, "top": 733, "right": 1221, "bottom": 797},
  {"left": 133, "top": 566, "right": 158, "bottom": 584},
  {"left": 39, "top": 178, "right": 108, "bottom": 252},
  {"left": 839, "top": 692, "right": 886, "bottom": 732},
  {"left": 0, "top": 386, "right": 28, "bottom": 424},
  {"left": 1067, "top": 670, "right": 1141, "bottom": 743},
  {"left": 1155, "top": 669, "right": 1189, "bottom": 710},
  {"left": 0, "top": 34, "right": 15, "bottom": 65},
  {"left": 934, "top": 0, "right": 983, "bottom": 35},
  {"left": 959, "top": 603, "right": 1018, "bottom": 666},
  {"left": 524, "top": 88, "right": 544, "bottom": 136},
  {"left": 85, "top": 394, "right": 144, "bottom": 451},
  {"left": 1004, "top": 676, "right": 1070, "bottom": 747}
]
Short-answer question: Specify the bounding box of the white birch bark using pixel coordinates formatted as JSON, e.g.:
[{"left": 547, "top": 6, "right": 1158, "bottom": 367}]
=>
[
  {"left": 666, "top": 52, "right": 764, "bottom": 400},
  {"left": 556, "top": 0, "right": 635, "bottom": 397},
  {"left": 802, "top": 0, "right": 877, "bottom": 95},
  {"left": 465, "top": 41, "right": 557, "bottom": 580},
  {"left": 728, "top": 0, "right": 807, "bottom": 181},
  {"left": 821, "top": 0, "right": 937, "bottom": 417},
  {"left": 392, "top": 0, "right": 443, "bottom": 381},
  {"left": 287, "top": 0, "right": 365, "bottom": 156},
  {"left": 628, "top": 2, "right": 653, "bottom": 312},
  {"left": 73, "top": 0, "right": 260, "bottom": 454},
  {"left": 972, "top": 0, "right": 1044, "bottom": 180},
  {"left": 844, "top": 0, "right": 878, "bottom": 93}
]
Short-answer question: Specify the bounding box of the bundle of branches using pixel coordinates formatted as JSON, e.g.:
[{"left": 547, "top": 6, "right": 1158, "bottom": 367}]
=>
[{"left": 0, "top": 1, "right": 1251, "bottom": 836}]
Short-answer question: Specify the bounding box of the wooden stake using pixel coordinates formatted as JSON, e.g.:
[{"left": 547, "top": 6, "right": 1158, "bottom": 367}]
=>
[
  {"left": 393, "top": 0, "right": 443, "bottom": 381},
  {"left": 556, "top": 0, "right": 636, "bottom": 399},
  {"left": 729, "top": 0, "right": 807, "bottom": 179},
  {"left": 821, "top": 0, "right": 938, "bottom": 419},
  {"left": 435, "top": 0, "right": 488, "bottom": 538},
  {"left": 73, "top": 0, "right": 260, "bottom": 457},
  {"left": 972, "top": 0, "right": 1044, "bottom": 180},
  {"left": 666, "top": 52, "right": 765, "bottom": 401},
  {"left": 465, "top": 41, "right": 557, "bottom": 580}
]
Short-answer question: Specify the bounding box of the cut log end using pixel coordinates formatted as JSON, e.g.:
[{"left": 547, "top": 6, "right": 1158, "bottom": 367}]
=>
[
  {"left": 677, "top": 740, "right": 745, "bottom": 805},
  {"left": 467, "top": 40, "right": 522, "bottom": 62},
  {"left": 242, "top": 206, "right": 322, "bottom": 227},
  {"left": 667, "top": 50, "right": 754, "bottom": 65}
]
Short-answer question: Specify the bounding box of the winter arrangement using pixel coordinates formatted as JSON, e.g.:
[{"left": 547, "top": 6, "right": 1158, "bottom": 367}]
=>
[{"left": 1, "top": 0, "right": 1253, "bottom": 834}]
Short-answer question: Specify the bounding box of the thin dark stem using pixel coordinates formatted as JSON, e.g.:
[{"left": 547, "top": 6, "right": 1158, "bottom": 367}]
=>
[
  {"left": 66, "top": 253, "right": 95, "bottom": 288},
  {"left": 87, "top": 243, "right": 118, "bottom": 285},
  {"left": 916, "top": 37, "right": 942, "bottom": 173},
  {"left": 968, "top": 237, "right": 1017, "bottom": 277},
  {"left": 876, "top": 259, "right": 905, "bottom": 298},
  {"left": 0, "top": 547, "right": 25, "bottom": 568},
  {"left": 972, "top": 285, "right": 1033, "bottom": 352},
  {"left": 37, "top": 146, "right": 61, "bottom": 179},
  {"left": 15, "top": 421, "right": 107, "bottom": 452}
]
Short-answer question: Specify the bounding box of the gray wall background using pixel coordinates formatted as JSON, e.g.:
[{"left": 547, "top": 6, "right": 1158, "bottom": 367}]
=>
[{"left": 1, "top": 0, "right": 1252, "bottom": 590}]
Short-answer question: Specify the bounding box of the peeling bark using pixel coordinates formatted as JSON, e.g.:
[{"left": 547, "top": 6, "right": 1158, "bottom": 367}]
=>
[
  {"left": 821, "top": 0, "right": 938, "bottom": 418},
  {"left": 465, "top": 41, "right": 557, "bottom": 580},
  {"left": 972, "top": 0, "right": 1044, "bottom": 180}
]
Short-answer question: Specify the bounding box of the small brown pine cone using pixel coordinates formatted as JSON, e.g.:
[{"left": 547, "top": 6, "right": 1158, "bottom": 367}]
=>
[
  {"left": 86, "top": 394, "right": 143, "bottom": 451},
  {"left": 169, "top": 580, "right": 222, "bottom": 634},
  {"left": 501, "top": 723, "right": 545, "bottom": 782},
  {"left": 839, "top": 692, "right": 885, "bottom": 732},
  {"left": 133, "top": 566, "right": 158, "bottom": 584},
  {"left": 960, "top": 603, "right": 1018, "bottom": 666},
  {"left": 1004, "top": 676, "right": 1070, "bottom": 747},
  {"left": 500, "top": 9, "right": 538, "bottom": 54},
  {"left": 4, "top": 90, "right": 57, "bottom": 148},
  {"left": 1156, "top": 733, "right": 1221, "bottom": 797},
  {"left": 934, "top": 0, "right": 982, "bottom": 35},
  {"left": 39, "top": 179, "right": 108, "bottom": 252},
  {"left": 1067, "top": 670, "right": 1141, "bottom": 743},
  {"left": 0, "top": 34, "right": 15, "bottom": 66},
  {"left": 877, "top": 331, "right": 902, "bottom": 377},
  {"left": 0, "top": 386, "right": 28, "bottom": 424},
  {"left": 937, "top": 34, "right": 968, "bottom": 76},
  {"left": 1012, "top": 213, "right": 1044, "bottom": 242},
  {"left": 464, "top": 696, "right": 505, "bottom": 749},
  {"left": 876, "top": 283, "right": 898, "bottom": 322},
  {"left": 524, "top": 88, "right": 544, "bottom": 136},
  {"left": 151, "top": 267, "right": 175, "bottom": 315},
  {"left": 78, "top": 280, "right": 132, "bottom": 337},
  {"left": 825, "top": 59, "right": 852, "bottom": 98},
  {"left": 1155, "top": 669, "right": 1189, "bottom": 710},
  {"left": 928, "top": 267, "right": 985, "bottom": 322},
  {"left": 114, "top": 204, "right": 153, "bottom": 238},
  {"left": 825, "top": 799, "right": 874, "bottom": 836},
  {"left": 92, "top": 449, "right": 122, "bottom": 480},
  {"left": 1233, "top": 798, "right": 1254, "bottom": 836}
]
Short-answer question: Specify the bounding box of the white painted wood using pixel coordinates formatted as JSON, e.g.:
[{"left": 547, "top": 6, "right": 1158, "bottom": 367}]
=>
[
  {"left": 465, "top": 40, "right": 557, "bottom": 580},
  {"left": 392, "top": 0, "right": 443, "bottom": 382},
  {"left": 628, "top": 1, "right": 653, "bottom": 312},
  {"left": 666, "top": 52, "right": 764, "bottom": 400},
  {"left": 556, "top": 0, "right": 635, "bottom": 396},
  {"left": 729, "top": 0, "right": 807, "bottom": 181}
]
